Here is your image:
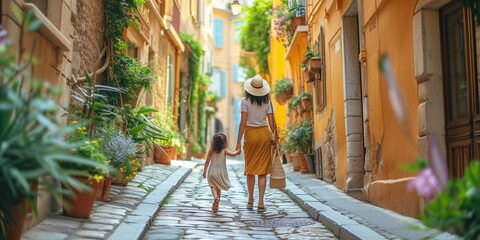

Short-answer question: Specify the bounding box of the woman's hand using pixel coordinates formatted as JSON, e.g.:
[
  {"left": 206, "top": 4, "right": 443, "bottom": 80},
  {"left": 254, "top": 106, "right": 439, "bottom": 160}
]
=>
[
  {"left": 236, "top": 143, "right": 242, "bottom": 151},
  {"left": 202, "top": 171, "right": 206, "bottom": 179}
]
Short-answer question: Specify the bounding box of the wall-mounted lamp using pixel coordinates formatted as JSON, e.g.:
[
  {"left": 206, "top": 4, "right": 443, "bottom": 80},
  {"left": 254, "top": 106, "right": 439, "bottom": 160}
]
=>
[{"left": 231, "top": 0, "right": 242, "bottom": 15}]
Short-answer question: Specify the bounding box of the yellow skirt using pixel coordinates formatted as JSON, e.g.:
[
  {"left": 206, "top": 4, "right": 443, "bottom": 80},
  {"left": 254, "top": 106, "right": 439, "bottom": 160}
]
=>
[{"left": 244, "top": 126, "right": 272, "bottom": 175}]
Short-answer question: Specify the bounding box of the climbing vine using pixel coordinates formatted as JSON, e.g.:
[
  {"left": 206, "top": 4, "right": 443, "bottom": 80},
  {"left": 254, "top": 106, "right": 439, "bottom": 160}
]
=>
[
  {"left": 180, "top": 33, "right": 205, "bottom": 149},
  {"left": 102, "top": 0, "right": 154, "bottom": 105}
]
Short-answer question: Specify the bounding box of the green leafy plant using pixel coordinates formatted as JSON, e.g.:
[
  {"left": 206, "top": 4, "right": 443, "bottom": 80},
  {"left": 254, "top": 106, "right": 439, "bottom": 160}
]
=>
[
  {"left": 152, "top": 107, "right": 178, "bottom": 148},
  {"left": 62, "top": 124, "right": 109, "bottom": 179},
  {"left": 300, "top": 91, "right": 312, "bottom": 100},
  {"left": 289, "top": 95, "right": 302, "bottom": 110},
  {"left": 288, "top": 119, "right": 313, "bottom": 153},
  {"left": 421, "top": 161, "right": 480, "bottom": 239},
  {"left": 0, "top": 11, "right": 108, "bottom": 238},
  {"left": 305, "top": 45, "right": 321, "bottom": 59},
  {"left": 272, "top": 78, "right": 293, "bottom": 95},
  {"left": 123, "top": 105, "right": 170, "bottom": 152},
  {"left": 108, "top": 54, "right": 156, "bottom": 103},
  {"left": 240, "top": 0, "right": 272, "bottom": 74}
]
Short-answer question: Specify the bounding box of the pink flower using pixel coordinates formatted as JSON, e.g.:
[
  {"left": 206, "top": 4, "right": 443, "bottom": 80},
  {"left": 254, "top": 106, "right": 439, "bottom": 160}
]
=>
[
  {"left": 70, "top": 148, "right": 77, "bottom": 153},
  {"left": 428, "top": 136, "right": 449, "bottom": 189},
  {"left": 408, "top": 168, "right": 442, "bottom": 201}
]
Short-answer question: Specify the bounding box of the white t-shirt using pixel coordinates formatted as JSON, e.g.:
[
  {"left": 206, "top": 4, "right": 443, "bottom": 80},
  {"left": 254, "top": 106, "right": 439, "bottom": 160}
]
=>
[{"left": 240, "top": 98, "right": 273, "bottom": 127}]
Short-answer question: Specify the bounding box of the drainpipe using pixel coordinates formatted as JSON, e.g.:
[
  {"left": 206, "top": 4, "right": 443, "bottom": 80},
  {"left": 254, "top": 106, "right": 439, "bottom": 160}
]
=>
[{"left": 174, "top": 48, "right": 182, "bottom": 124}]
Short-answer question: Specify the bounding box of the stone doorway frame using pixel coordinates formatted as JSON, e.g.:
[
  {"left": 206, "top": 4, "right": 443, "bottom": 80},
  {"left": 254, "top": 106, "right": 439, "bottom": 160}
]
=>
[
  {"left": 413, "top": 0, "right": 452, "bottom": 159},
  {"left": 342, "top": 0, "right": 365, "bottom": 193}
]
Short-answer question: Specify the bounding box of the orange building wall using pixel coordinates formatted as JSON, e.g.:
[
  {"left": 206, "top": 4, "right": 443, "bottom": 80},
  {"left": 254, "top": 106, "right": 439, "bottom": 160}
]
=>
[
  {"left": 363, "top": 0, "right": 420, "bottom": 217},
  {"left": 305, "top": 0, "right": 421, "bottom": 217}
]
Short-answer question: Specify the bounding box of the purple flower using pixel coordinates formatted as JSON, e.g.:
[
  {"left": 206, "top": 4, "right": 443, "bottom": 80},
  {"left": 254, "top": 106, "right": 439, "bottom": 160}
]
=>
[
  {"left": 408, "top": 168, "right": 442, "bottom": 201},
  {"left": 0, "top": 26, "right": 6, "bottom": 45}
]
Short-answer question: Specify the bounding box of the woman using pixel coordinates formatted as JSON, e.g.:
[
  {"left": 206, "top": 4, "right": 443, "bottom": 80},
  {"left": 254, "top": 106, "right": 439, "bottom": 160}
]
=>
[{"left": 236, "top": 75, "right": 278, "bottom": 213}]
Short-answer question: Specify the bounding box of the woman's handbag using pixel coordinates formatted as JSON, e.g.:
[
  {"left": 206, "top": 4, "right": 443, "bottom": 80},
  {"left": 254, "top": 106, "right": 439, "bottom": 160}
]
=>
[
  {"left": 270, "top": 150, "right": 286, "bottom": 189},
  {"left": 269, "top": 100, "right": 286, "bottom": 189}
]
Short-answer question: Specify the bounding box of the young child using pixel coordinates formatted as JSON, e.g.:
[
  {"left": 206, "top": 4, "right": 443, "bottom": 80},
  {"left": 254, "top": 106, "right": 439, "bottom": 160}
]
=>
[{"left": 202, "top": 133, "right": 241, "bottom": 213}]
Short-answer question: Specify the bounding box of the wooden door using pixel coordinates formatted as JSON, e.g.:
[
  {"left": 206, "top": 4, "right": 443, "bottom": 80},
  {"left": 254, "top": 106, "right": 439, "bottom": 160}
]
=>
[{"left": 440, "top": 1, "right": 479, "bottom": 178}]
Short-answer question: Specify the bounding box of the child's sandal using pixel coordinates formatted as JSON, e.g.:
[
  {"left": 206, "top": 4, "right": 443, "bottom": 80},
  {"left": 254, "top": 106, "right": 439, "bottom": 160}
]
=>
[
  {"left": 246, "top": 201, "right": 253, "bottom": 210},
  {"left": 212, "top": 198, "right": 220, "bottom": 213}
]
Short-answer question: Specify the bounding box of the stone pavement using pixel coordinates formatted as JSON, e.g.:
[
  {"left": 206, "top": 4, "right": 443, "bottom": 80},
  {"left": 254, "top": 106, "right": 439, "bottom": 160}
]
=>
[
  {"left": 145, "top": 159, "right": 337, "bottom": 240},
  {"left": 282, "top": 163, "right": 459, "bottom": 240},
  {"left": 22, "top": 161, "right": 196, "bottom": 240}
]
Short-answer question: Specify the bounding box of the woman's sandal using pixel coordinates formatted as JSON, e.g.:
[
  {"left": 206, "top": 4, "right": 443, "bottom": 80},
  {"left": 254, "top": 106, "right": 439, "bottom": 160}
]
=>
[
  {"left": 257, "top": 203, "right": 266, "bottom": 213},
  {"left": 212, "top": 198, "right": 220, "bottom": 213},
  {"left": 246, "top": 201, "right": 254, "bottom": 210}
]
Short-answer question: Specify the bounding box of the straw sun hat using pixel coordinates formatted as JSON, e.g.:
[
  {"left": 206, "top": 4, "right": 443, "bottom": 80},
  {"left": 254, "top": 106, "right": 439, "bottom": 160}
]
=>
[{"left": 244, "top": 75, "right": 270, "bottom": 96}]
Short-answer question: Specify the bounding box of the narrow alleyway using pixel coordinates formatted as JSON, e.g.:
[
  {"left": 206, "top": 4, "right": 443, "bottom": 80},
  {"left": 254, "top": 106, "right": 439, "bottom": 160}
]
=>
[{"left": 145, "top": 159, "right": 337, "bottom": 239}]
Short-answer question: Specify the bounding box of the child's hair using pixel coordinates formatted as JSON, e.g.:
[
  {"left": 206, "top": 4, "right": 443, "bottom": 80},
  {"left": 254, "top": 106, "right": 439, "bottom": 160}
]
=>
[{"left": 211, "top": 133, "right": 227, "bottom": 153}]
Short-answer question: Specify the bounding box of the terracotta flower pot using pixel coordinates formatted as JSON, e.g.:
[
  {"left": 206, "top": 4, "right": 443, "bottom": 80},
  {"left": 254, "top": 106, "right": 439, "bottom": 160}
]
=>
[
  {"left": 298, "top": 152, "right": 309, "bottom": 173},
  {"left": 275, "top": 94, "right": 287, "bottom": 105},
  {"left": 301, "top": 97, "right": 311, "bottom": 111},
  {"left": 308, "top": 57, "right": 322, "bottom": 73},
  {"left": 154, "top": 145, "right": 174, "bottom": 165},
  {"left": 96, "top": 176, "right": 112, "bottom": 201},
  {"left": 112, "top": 172, "right": 128, "bottom": 186},
  {"left": 290, "top": 152, "right": 300, "bottom": 171},
  {"left": 5, "top": 199, "right": 28, "bottom": 240},
  {"left": 63, "top": 176, "right": 102, "bottom": 219},
  {"left": 169, "top": 146, "right": 178, "bottom": 160}
]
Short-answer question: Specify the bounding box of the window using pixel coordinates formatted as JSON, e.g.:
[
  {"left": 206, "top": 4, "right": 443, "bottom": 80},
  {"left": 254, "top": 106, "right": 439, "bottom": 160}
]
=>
[
  {"left": 212, "top": 68, "right": 227, "bottom": 98},
  {"left": 214, "top": 19, "right": 224, "bottom": 48},
  {"left": 315, "top": 26, "right": 326, "bottom": 112},
  {"left": 234, "top": 20, "right": 245, "bottom": 43},
  {"left": 233, "top": 64, "right": 247, "bottom": 82}
]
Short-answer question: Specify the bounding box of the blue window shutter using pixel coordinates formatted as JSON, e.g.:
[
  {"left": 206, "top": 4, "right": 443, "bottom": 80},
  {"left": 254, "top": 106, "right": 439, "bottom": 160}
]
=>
[
  {"left": 233, "top": 64, "right": 238, "bottom": 82},
  {"left": 214, "top": 19, "right": 224, "bottom": 48},
  {"left": 221, "top": 71, "right": 226, "bottom": 97},
  {"left": 234, "top": 20, "right": 245, "bottom": 43}
]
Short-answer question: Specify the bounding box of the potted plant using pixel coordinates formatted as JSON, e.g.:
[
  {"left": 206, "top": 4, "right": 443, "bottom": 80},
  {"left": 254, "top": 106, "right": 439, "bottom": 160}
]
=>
[
  {"left": 123, "top": 105, "right": 171, "bottom": 167},
  {"left": 61, "top": 125, "right": 110, "bottom": 218},
  {"left": 289, "top": 1, "right": 306, "bottom": 33},
  {"left": 99, "top": 128, "right": 139, "bottom": 186},
  {"left": 305, "top": 46, "right": 322, "bottom": 73},
  {"left": 272, "top": 78, "right": 294, "bottom": 105},
  {"left": 288, "top": 119, "right": 314, "bottom": 173},
  {"left": 0, "top": 16, "right": 110, "bottom": 239},
  {"left": 300, "top": 91, "right": 312, "bottom": 111},
  {"left": 152, "top": 109, "right": 178, "bottom": 165}
]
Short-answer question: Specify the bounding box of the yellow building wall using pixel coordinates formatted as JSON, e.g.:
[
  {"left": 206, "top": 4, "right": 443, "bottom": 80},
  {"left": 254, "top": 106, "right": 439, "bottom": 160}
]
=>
[
  {"left": 308, "top": 0, "right": 348, "bottom": 190},
  {"left": 270, "top": 0, "right": 288, "bottom": 136},
  {"left": 212, "top": 7, "right": 235, "bottom": 145}
]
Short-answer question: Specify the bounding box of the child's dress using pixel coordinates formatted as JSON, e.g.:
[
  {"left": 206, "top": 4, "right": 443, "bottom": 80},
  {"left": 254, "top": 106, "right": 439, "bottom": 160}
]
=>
[{"left": 207, "top": 149, "right": 231, "bottom": 191}]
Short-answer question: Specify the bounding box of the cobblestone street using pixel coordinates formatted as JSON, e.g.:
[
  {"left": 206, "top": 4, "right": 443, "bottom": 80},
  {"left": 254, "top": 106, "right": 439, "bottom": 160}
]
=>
[{"left": 145, "top": 159, "right": 337, "bottom": 239}]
